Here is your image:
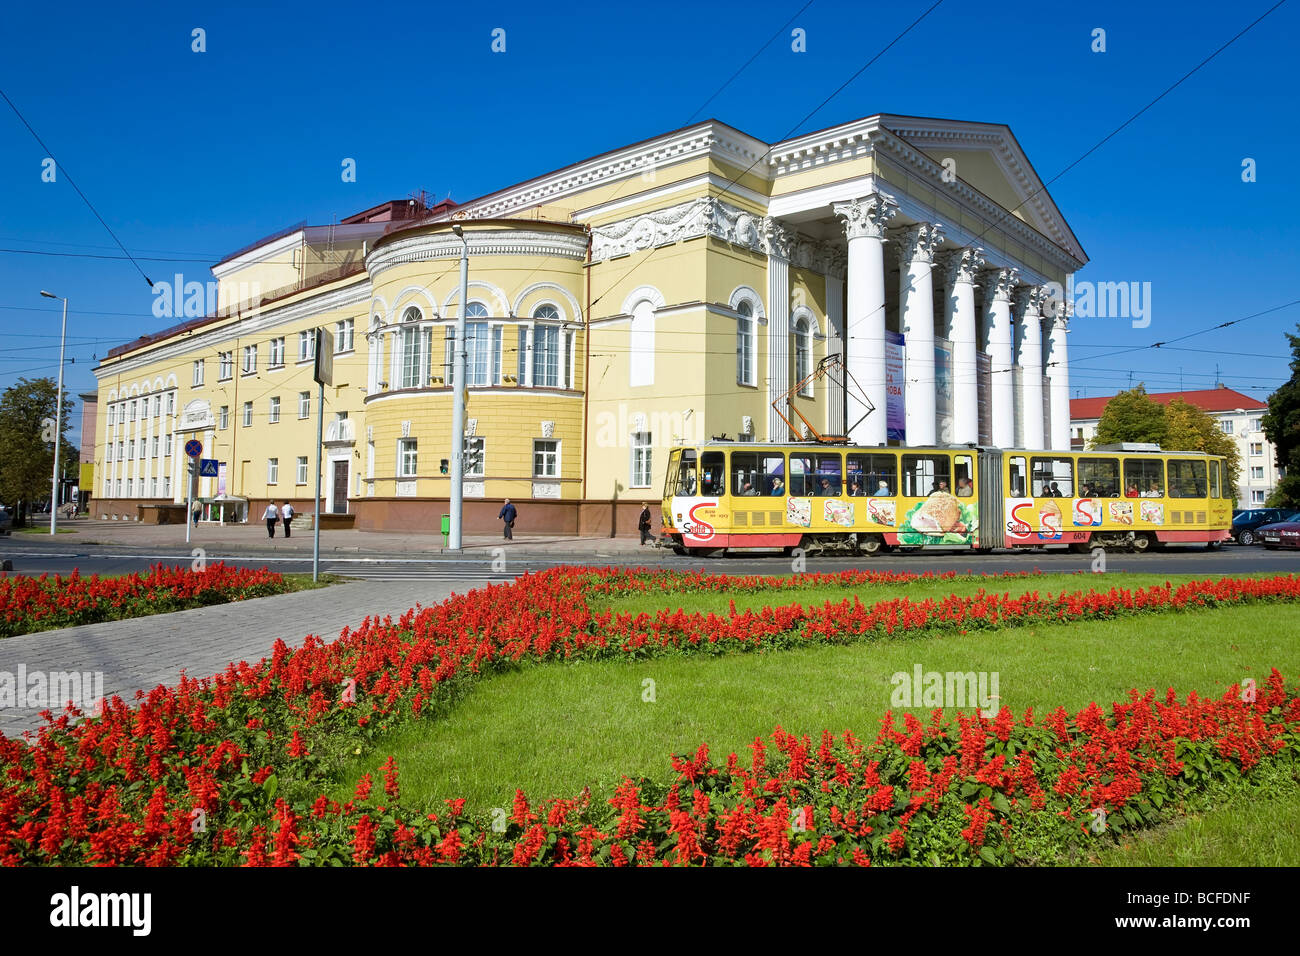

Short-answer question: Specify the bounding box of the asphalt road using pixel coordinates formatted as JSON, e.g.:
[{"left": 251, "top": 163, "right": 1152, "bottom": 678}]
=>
[{"left": 2, "top": 539, "right": 1297, "bottom": 579}]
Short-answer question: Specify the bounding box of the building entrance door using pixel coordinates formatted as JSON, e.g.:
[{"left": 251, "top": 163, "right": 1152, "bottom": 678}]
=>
[{"left": 331, "top": 460, "right": 349, "bottom": 514}]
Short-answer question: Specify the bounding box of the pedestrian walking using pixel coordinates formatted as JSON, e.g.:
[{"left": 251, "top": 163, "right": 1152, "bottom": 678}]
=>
[
  {"left": 498, "top": 498, "right": 517, "bottom": 540},
  {"left": 191, "top": 499, "right": 201, "bottom": 526},
  {"left": 281, "top": 501, "right": 295, "bottom": 538},
  {"left": 263, "top": 502, "right": 280, "bottom": 538},
  {"left": 638, "top": 502, "right": 653, "bottom": 545}
]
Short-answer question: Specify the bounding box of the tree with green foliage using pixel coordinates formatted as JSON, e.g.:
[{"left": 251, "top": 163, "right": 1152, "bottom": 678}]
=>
[
  {"left": 0, "top": 377, "right": 77, "bottom": 526},
  {"left": 1262, "top": 324, "right": 1300, "bottom": 509},
  {"left": 1090, "top": 385, "right": 1169, "bottom": 447},
  {"left": 1164, "top": 398, "right": 1241, "bottom": 493}
]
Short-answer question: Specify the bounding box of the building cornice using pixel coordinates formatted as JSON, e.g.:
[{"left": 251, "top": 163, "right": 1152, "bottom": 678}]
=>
[{"left": 366, "top": 228, "right": 588, "bottom": 282}]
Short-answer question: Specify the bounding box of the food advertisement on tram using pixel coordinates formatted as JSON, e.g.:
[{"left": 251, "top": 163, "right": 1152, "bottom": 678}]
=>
[{"left": 898, "top": 492, "right": 978, "bottom": 545}]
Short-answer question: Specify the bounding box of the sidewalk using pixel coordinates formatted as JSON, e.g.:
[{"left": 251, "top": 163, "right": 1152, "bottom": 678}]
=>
[
  {"left": 7, "top": 518, "right": 656, "bottom": 557},
  {"left": 0, "top": 577, "right": 465, "bottom": 738}
]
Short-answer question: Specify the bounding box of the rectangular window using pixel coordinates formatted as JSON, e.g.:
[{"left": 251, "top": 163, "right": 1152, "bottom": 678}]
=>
[
  {"left": 398, "top": 439, "right": 418, "bottom": 478},
  {"left": 269, "top": 337, "right": 285, "bottom": 367},
  {"left": 1252, "top": 490, "right": 1265, "bottom": 504},
  {"left": 128, "top": 439, "right": 135, "bottom": 459},
  {"left": 106, "top": 444, "right": 113, "bottom": 462},
  {"left": 1250, "top": 442, "right": 1263, "bottom": 456},
  {"left": 1168, "top": 459, "right": 1208, "bottom": 498},
  {"left": 671, "top": 448, "right": 696, "bottom": 496},
  {"left": 335, "top": 318, "right": 354, "bottom": 353},
  {"left": 1030, "top": 456, "right": 1074, "bottom": 497},
  {"left": 127, "top": 478, "right": 133, "bottom": 497},
  {"left": 533, "top": 439, "right": 560, "bottom": 478},
  {"left": 296, "top": 456, "right": 308, "bottom": 484},
  {"left": 117, "top": 440, "right": 124, "bottom": 460},
  {"left": 242, "top": 345, "right": 257, "bottom": 374},
  {"left": 401, "top": 324, "right": 424, "bottom": 388},
  {"left": 630, "top": 432, "right": 652, "bottom": 488},
  {"left": 902, "top": 454, "right": 952, "bottom": 497},
  {"left": 1251, "top": 466, "right": 1265, "bottom": 480},
  {"left": 298, "top": 330, "right": 315, "bottom": 362},
  {"left": 466, "top": 322, "right": 491, "bottom": 386},
  {"left": 1210, "top": 460, "right": 1221, "bottom": 498},
  {"left": 107, "top": 405, "right": 115, "bottom": 427},
  {"left": 129, "top": 400, "right": 136, "bottom": 422},
  {"left": 1250, "top": 418, "right": 1262, "bottom": 432},
  {"left": 139, "top": 440, "right": 146, "bottom": 459},
  {"left": 153, "top": 395, "right": 161, "bottom": 417},
  {"left": 150, "top": 477, "right": 157, "bottom": 497},
  {"left": 219, "top": 406, "right": 229, "bottom": 430},
  {"left": 193, "top": 360, "right": 204, "bottom": 386},
  {"left": 115, "top": 479, "right": 122, "bottom": 497},
  {"left": 167, "top": 392, "right": 174, "bottom": 415},
  {"left": 1078, "top": 458, "right": 1121, "bottom": 498},
  {"left": 516, "top": 326, "right": 527, "bottom": 383},
  {"left": 243, "top": 401, "right": 252, "bottom": 427},
  {"left": 533, "top": 324, "right": 559, "bottom": 387},
  {"left": 788, "top": 453, "right": 842, "bottom": 497},
  {"left": 151, "top": 436, "right": 159, "bottom": 457},
  {"left": 464, "top": 436, "right": 485, "bottom": 477},
  {"left": 1219, "top": 420, "right": 1233, "bottom": 435},
  {"left": 269, "top": 396, "right": 280, "bottom": 424},
  {"left": 700, "top": 450, "right": 727, "bottom": 496},
  {"left": 267, "top": 458, "right": 279, "bottom": 484},
  {"left": 164, "top": 433, "right": 172, "bottom": 456},
  {"left": 298, "top": 391, "right": 310, "bottom": 419},
  {"left": 1124, "top": 458, "right": 1165, "bottom": 497},
  {"left": 219, "top": 351, "right": 233, "bottom": 380},
  {"left": 163, "top": 477, "right": 171, "bottom": 497}
]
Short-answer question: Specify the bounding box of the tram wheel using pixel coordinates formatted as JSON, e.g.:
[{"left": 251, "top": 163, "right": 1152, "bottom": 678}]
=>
[
  {"left": 859, "top": 536, "right": 884, "bottom": 557},
  {"left": 1131, "top": 534, "right": 1152, "bottom": 553},
  {"left": 1205, "top": 539, "right": 1222, "bottom": 551},
  {"left": 672, "top": 545, "right": 687, "bottom": 556}
]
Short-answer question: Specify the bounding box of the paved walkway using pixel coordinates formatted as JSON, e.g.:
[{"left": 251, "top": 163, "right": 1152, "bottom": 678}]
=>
[
  {"left": 0, "top": 577, "right": 465, "bottom": 738},
  {"left": 13, "top": 518, "right": 651, "bottom": 557}
]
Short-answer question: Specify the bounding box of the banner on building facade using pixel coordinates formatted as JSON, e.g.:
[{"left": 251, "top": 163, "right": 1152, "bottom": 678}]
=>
[
  {"left": 1042, "top": 375, "right": 1052, "bottom": 448},
  {"left": 1011, "top": 366, "right": 1024, "bottom": 448},
  {"left": 977, "top": 352, "right": 992, "bottom": 446},
  {"left": 886, "top": 330, "right": 905, "bottom": 442},
  {"left": 218, "top": 463, "right": 227, "bottom": 497},
  {"left": 935, "top": 339, "right": 953, "bottom": 445}
]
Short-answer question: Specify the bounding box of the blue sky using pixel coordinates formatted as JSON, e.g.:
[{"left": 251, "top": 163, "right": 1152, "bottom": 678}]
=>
[{"left": 2, "top": 0, "right": 1297, "bottom": 445}]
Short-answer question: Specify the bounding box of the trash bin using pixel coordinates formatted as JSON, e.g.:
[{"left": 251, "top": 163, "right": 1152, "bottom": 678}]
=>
[{"left": 441, "top": 513, "right": 450, "bottom": 547}]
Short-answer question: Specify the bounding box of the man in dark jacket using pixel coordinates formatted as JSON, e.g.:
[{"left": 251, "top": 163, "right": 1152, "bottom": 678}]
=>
[
  {"left": 638, "top": 503, "right": 653, "bottom": 545},
  {"left": 498, "top": 498, "right": 517, "bottom": 540}
]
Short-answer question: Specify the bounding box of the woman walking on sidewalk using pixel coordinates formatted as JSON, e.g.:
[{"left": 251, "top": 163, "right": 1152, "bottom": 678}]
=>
[
  {"left": 263, "top": 502, "right": 280, "bottom": 538},
  {"left": 638, "top": 502, "right": 653, "bottom": 545},
  {"left": 281, "top": 501, "right": 295, "bottom": 538}
]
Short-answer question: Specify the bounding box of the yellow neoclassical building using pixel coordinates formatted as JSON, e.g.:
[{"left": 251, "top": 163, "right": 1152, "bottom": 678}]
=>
[{"left": 90, "top": 112, "right": 1087, "bottom": 534}]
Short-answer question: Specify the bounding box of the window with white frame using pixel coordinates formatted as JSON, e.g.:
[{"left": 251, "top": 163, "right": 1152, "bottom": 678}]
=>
[
  {"left": 163, "top": 477, "right": 171, "bottom": 497},
  {"left": 267, "top": 458, "right": 279, "bottom": 484},
  {"left": 164, "top": 433, "right": 172, "bottom": 456},
  {"left": 298, "top": 330, "right": 315, "bottom": 362},
  {"left": 737, "top": 301, "right": 755, "bottom": 385},
  {"left": 138, "top": 440, "right": 145, "bottom": 459},
  {"left": 400, "top": 310, "right": 425, "bottom": 388},
  {"left": 1219, "top": 419, "right": 1233, "bottom": 435},
  {"left": 243, "top": 401, "right": 252, "bottom": 427},
  {"left": 106, "top": 443, "right": 113, "bottom": 462},
  {"left": 150, "top": 477, "right": 157, "bottom": 497},
  {"left": 153, "top": 395, "right": 161, "bottom": 417},
  {"left": 794, "top": 317, "right": 812, "bottom": 395},
  {"left": 1251, "top": 442, "right": 1263, "bottom": 456},
  {"left": 533, "top": 439, "right": 560, "bottom": 478},
  {"left": 151, "top": 436, "right": 159, "bottom": 457},
  {"left": 631, "top": 432, "right": 652, "bottom": 487},
  {"left": 398, "top": 439, "right": 418, "bottom": 477},
  {"left": 335, "top": 318, "right": 354, "bottom": 353},
  {"left": 1250, "top": 418, "right": 1262, "bottom": 431},
  {"left": 269, "top": 396, "right": 280, "bottom": 424},
  {"left": 242, "top": 345, "right": 257, "bottom": 374},
  {"left": 219, "top": 351, "right": 233, "bottom": 380},
  {"left": 219, "top": 405, "right": 229, "bottom": 429},
  {"left": 116, "top": 440, "right": 124, "bottom": 460},
  {"left": 516, "top": 326, "right": 527, "bottom": 383},
  {"left": 463, "top": 436, "right": 485, "bottom": 477},
  {"left": 533, "top": 305, "right": 561, "bottom": 387},
  {"left": 167, "top": 392, "right": 174, "bottom": 415},
  {"left": 128, "top": 439, "right": 135, "bottom": 459},
  {"left": 298, "top": 391, "right": 310, "bottom": 418},
  {"left": 193, "top": 360, "right": 204, "bottom": 386},
  {"left": 1252, "top": 490, "right": 1265, "bottom": 504},
  {"left": 107, "top": 404, "right": 115, "bottom": 427},
  {"left": 269, "top": 337, "right": 285, "bottom": 367},
  {"left": 129, "top": 400, "right": 136, "bottom": 421},
  {"left": 127, "top": 478, "right": 133, "bottom": 497},
  {"left": 1251, "top": 466, "right": 1265, "bottom": 479},
  {"left": 296, "top": 456, "right": 308, "bottom": 484}
]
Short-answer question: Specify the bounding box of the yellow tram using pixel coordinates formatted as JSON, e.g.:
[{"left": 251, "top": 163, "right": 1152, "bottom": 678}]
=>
[{"left": 660, "top": 442, "right": 1233, "bottom": 556}]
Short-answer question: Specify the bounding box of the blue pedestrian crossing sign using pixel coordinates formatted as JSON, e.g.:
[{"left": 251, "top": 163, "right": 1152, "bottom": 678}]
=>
[{"left": 199, "top": 458, "right": 219, "bottom": 478}]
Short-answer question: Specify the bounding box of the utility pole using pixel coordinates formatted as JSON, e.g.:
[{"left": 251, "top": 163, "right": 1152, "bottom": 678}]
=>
[
  {"left": 312, "top": 327, "right": 333, "bottom": 582},
  {"left": 40, "top": 291, "right": 68, "bottom": 535},
  {"left": 449, "top": 224, "right": 468, "bottom": 550}
]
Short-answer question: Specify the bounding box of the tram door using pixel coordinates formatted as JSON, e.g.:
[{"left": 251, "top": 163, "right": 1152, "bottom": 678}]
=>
[{"left": 978, "top": 449, "right": 1004, "bottom": 548}]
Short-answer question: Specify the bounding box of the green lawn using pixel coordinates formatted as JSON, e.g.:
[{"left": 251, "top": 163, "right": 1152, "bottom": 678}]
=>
[
  {"left": 331, "top": 601, "right": 1300, "bottom": 833},
  {"left": 592, "top": 571, "right": 1247, "bottom": 618}
]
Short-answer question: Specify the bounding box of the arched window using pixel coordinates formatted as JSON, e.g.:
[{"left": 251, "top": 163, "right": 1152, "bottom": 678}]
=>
[
  {"left": 794, "top": 317, "right": 811, "bottom": 395},
  {"left": 448, "top": 301, "right": 498, "bottom": 387},
  {"left": 399, "top": 307, "right": 425, "bottom": 389},
  {"left": 533, "top": 304, "right": 561, "bottom": 388},
  {"left": 736, "top": 301, "right": 754, "bottom": 385}
]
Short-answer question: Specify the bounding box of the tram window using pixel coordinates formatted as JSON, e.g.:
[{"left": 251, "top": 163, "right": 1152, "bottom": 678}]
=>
[
  {"left": 1125, "top": 458, "right": 1164, "bottom": 497},
  {"left": 699, "top": 452, "right": 726, "bottom": 496},
  {"left": 731, "top": 452, "right": 761, "bottom": 496},
  {"left": 664, "top": 450, "right": 681, "bottom": 499},
  {"left": 673, "top": 450, "right": 697, "bottom": 496},
  {"left": 1220, "top": 461, "right": 1233, "bottom": 499},
  {"left": 954, "top": 455, "right": 974, "bottom": 496},
  {"left": 761, "top": 454, "right": 786, "bottom": 496},
  {"left": 788, "top": 455, "right": 814, "bottom": 496},
  {"left": 847, "top": 453, "right": 897, "bottom": 496},
  {"left": 1008, "top": 456, "right": 1027, "bottom": 498},
  {"left": 1209, "top": 460, "right": 1221, "bottom": 499},
  {"left": 903, "top": 454, "right": 952, "bottom": 496},
  {"left": 1031, "top": 456, "right": 1074, "bottom": 498},
  {"left": 1168, "top": 459, "right": 1207, "bottom": 498},
  {"left": 811, "top": 454, "right": 843, "bottom": 496},
  {"left": 1078, "top": 458, "right": 1120, "bottom": 498}
]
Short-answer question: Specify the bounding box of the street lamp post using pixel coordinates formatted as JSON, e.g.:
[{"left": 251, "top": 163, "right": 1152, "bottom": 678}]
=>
[
  {"left": 449, "top": 225, "right": 468, "bottom": 550},
  {"left": 40, "top": 291, "right": 68, "bottom": 536}
]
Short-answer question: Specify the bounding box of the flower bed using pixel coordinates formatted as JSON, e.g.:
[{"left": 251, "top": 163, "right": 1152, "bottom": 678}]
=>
[
  {"left": 0, "top": 568, "right": 1297, "bottom": 866},
  {"left": 0, "top": 564, "right": 290, "bottom": 638}
]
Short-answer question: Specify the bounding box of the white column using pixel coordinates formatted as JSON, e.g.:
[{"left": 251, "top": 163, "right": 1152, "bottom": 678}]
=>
[
  {"left": 939, "top": 247, "right": 984, "bottom": 446},
  {"left": 980, "top": 266, "right": 1019, "bottom": 448},
  {"left": 763, "top": 218, "right": 795, "bottom": 440},
  {"left": 1044, "top": 299, "right": 1071, "bottom": 451},
  {"left": 833, "top": 193, "right": 898, "bottom": 446},
  {"left": 824, "top": 255, "right": 846, "bottom": 436},
  {"left": 894, "top": 222, "right": 944, "bottom": 446},
  {"left": 1014, "top": 286, "right": 1047, "bottom": 449}
]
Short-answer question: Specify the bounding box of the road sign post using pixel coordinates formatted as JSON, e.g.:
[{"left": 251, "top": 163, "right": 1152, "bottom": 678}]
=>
[
  {"left": 313, "top": 328, "right": 334, "bottom": 583},
  {"left": 184, "top": 440, "right": 202, "bottom": 545}
]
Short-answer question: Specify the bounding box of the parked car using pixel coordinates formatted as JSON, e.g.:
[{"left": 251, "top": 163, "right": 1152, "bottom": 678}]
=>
[
  {"left": 0, "top": 507, "right": 11, "bottom": 536},
  {"left": 1259, "top": 519, "right": 1300, "bottom": 550},
  {"left": 1232, "top": 509, "right": 1300, "bottom": 545}
]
